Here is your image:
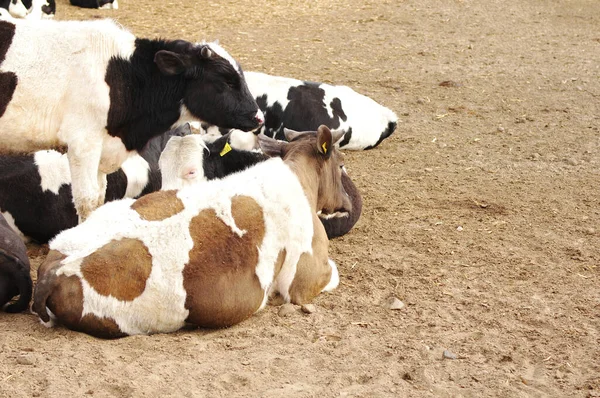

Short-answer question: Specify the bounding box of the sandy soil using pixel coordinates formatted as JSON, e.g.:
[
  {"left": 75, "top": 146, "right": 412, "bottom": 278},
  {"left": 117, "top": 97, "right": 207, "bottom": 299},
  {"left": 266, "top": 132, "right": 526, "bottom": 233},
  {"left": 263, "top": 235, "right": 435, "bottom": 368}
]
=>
[{"left": 1, "top": 0, "right": 599, "bottom": 397}]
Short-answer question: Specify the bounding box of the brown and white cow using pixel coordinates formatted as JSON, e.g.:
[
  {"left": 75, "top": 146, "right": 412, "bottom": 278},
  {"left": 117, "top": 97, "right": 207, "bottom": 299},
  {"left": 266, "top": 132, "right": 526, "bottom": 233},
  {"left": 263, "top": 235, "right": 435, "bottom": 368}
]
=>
[{"left": 32, "top": 125, "right": 351, "bottom": 338}]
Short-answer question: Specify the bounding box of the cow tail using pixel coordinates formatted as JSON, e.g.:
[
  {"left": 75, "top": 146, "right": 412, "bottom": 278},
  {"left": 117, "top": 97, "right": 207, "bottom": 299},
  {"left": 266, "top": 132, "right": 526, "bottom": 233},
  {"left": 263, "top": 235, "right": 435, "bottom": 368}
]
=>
[
  {"left": 31, "top": 266, "right": 58, "bottom": 323},
  {"left": 0, "top": 251, "right": 33, "bottom": 313}
]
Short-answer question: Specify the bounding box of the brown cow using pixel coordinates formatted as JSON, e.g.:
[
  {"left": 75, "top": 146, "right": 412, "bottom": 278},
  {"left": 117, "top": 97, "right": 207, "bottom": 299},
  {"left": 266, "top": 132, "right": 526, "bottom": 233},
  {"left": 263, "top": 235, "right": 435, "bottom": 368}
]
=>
[{"left": 32, "top": 125, "right": 351, "bottom": 338}]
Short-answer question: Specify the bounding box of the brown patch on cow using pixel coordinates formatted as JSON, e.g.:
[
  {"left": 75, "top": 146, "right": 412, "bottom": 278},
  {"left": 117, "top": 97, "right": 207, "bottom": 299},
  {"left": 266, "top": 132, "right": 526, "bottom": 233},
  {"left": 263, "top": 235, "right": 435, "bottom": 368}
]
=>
[
  {"left": 81, "top": 238, "right": 152, "bottom": 301},
  {"left": 183, "top": 195, "right": 266, "bottom": 328},
  {"left": 131, "top": 190, "right": 184, "bottom": 221},
  {"left": 46, "top": 274, "right": 125, "bottom": 339},
  {"left": 288, "top": 214, "right": 332, "bottom": 304}
]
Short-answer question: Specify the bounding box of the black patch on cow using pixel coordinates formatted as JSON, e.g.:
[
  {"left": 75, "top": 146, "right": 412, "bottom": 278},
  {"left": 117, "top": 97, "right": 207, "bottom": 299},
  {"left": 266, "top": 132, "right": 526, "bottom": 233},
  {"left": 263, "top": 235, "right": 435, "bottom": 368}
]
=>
[
  {"left": 203, "top": 133, "right": 268, "bottom": 180},
  {"left": 320, "top": 171, "right": 362, "bottom": 239},
  {"left": 42, "top": 0, "right": 56, "bottom": 15},
  {"left": 0, "top": 21, "right": 16, "bottom": 64},
  {"left": 0, "top": 214, "right": 32, "bottom": 313},
  {"left": 105, "top": 38, "right": 259, "bottom": 152},
  {"left": 338, "top": 127, "right": 352, "bottom": 148},
  {"left": 0, "top": 22, "right": 17, "bottom": 119},
  {"left": 69, "top": 0, "right": 109, "bottom": 8},
  {"left": 0, "top": 72, "right": 17, "bottom": 118},
  {"left": 273, "top": 82, "right": 345, "bottom": 139},
  {"left": 364, "top": 121, "right": 397, "bottom": 150},
  {"left": 330, "top": 97, "right": 347, "bottom": 122}
]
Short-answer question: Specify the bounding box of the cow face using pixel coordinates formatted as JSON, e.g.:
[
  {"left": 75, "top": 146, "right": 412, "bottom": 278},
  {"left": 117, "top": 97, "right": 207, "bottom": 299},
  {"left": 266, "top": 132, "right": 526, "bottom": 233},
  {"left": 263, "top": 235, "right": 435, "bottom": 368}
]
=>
[
  {"left": 154, "top": 42, "right": 263, "bottom": 133},
  {"left": 259, "top": 125, "right": 352, "bottom": 217}
]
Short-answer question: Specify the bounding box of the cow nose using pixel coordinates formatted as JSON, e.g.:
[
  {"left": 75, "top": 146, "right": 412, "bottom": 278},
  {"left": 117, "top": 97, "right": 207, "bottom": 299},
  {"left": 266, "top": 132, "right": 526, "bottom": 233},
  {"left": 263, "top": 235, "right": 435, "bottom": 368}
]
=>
[{"left": 254, "top": 110, "right": 265, "bottom": 126}]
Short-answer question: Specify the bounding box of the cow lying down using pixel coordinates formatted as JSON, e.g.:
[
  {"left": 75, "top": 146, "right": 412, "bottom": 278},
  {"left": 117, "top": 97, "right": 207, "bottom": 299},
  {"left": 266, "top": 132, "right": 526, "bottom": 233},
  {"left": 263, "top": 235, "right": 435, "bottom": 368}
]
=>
[
  {"left": 0, "top": 212, "right": 32, "bottom": 313},
  {"left": 166, "top": 130, "right": 363, "bottom": 239},
  {"left": 32, "top": 126, "right": 350, "bottom": 338},
  {"left": 197, "top": 70, "right": 398, "bottom": 150},
  {"left": 0, "top": 124, "right": 191, "bottom": 243}
]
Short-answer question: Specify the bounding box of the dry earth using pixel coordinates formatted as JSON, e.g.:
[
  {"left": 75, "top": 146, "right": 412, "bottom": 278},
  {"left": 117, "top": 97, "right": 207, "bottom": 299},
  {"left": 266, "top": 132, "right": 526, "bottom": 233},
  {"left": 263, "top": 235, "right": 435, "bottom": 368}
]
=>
[{"left": 1, "top": 0, "right": 599, "bottom": 397}]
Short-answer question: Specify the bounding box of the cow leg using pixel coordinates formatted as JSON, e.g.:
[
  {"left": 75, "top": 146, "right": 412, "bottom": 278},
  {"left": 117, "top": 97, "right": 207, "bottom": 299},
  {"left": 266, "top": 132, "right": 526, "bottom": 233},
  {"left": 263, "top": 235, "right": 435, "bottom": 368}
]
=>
[
  {"left": 287, "top": 216, "right": 339, "bottom": 304},
  {"left": 97, "top": 172, "right": 107, "bottom": 206},
  {"left": 67, "top": 145, "right": 103, "bottom": 222}
]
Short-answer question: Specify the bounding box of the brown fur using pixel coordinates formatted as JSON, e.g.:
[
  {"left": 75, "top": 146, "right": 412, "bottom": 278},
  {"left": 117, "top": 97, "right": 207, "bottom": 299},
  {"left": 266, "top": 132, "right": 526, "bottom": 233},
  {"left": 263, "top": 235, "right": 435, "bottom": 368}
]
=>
[
  {"left": 47, "top": 274, "right": 125, "bottom": 339},
  {"left": 131, "top": 190, "right": 184, "bottom": 221},
  {"left": 288, "top": 213, "right": 332, "bottom": 303},
  {"left": 81, "top": 238, "right": 153, "bottom": 301},
  {"left": 183, "top": 195, "right": 266, "bottom": 328}
]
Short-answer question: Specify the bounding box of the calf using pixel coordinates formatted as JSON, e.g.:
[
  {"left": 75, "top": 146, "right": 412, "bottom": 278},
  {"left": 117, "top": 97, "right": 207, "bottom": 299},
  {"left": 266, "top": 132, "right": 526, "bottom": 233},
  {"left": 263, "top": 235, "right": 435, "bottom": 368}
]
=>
[
  {"left": 197, "top": 71, "right": 398, "bottom": 150},
  {"left": 0, "top": 213, "right": 32, "bottom": 313},
  {"left": 32, "top": 125, "right": 350, "bottom": 338},
  {"left": 69, "top": 0, "right": 117, "bottom": 9},
  {"left": 0, "top": 124, "right": 190, "bottom": 243},
  {"left": 164, "top": 130, "right": 363, "bottom": 239},
  {"left": 0, "top": 18, "right": 263, "bottom": 222}
]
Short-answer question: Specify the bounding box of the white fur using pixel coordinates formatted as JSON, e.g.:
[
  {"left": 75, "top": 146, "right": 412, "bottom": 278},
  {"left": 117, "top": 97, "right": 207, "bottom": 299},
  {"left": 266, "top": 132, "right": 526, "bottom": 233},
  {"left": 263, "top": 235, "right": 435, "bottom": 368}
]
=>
[
  {"left": 244, "top": 71, "right": 398, "bottom": 150},
  {"left": 34, "top": 150, "right": 70, "bottom": 195},
  {"left": 25, "top": 0, "right": 52, "bottom": 20},
  {"left": 120, "top": 155, "right": 150, "bottom": 199},
  {"left": 48, "top": 158, "right": 318, "bottom": 335},
  {"left": 0, "top": 19, "right": 136, "bottom": 220},
  {"left": 202, "top": 41, "right": 240, "bottom": 74},
  {"left": 158, "top": 135, "right": 209, "bottom": 190},
  {"left": 99, "top": 0, "right": 117, "bottom": 9},
  {"left": 8, "top": 0, "right": 27, "bottom": 18},
  {"left": 228, "top": 130, "right": 259, "bottom": 151},
  {"left": 0, "top": 7, "right": 17, "bottom": 20},
  {"left": 323, "top": 259, "right": 339, "bottom": 292}
]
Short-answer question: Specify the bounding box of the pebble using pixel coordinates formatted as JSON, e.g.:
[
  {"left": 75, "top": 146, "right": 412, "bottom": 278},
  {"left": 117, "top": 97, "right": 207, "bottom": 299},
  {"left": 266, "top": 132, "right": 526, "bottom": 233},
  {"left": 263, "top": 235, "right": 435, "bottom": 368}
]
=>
[
  {"left": 16, "top": 356, "right": 33, "bottom": 365},
  {"left": 386, "top": 297, "right": 405, "bottom": 310},
  {"left": 564, "top": 158, "right": 578, "bottom": 166},
  {"left": 301, "top": 304, "right": 316, "bottom": 314},
  {"left": 456, "top": 226, "right": 463, "bottom": 232},
  {"left": 278, "top": 303, "right": 297, "bottom": 317},
  {"left": 443, "top": 350, "right": 457, "bottom": 360},
  {"left": 497, "top": 126, "right": 505, "bottom": 133}
]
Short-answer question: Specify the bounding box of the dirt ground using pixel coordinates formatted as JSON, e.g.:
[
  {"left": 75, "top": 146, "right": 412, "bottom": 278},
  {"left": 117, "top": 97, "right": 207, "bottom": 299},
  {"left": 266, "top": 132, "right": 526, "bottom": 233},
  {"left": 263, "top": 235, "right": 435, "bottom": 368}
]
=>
[{"left": 1, "top": 0, "right": 599, "bottom": 397}]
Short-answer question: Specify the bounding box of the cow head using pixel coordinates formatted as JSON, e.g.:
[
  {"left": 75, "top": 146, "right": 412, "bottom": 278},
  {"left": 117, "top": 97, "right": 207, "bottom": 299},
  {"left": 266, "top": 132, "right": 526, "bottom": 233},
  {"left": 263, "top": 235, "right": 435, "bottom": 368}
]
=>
[
  {"left": 258, "top": 125, "right": 352, "bottom": 217},
  {"left": 154, "top": 41, "right": 263, "bottom": 133}
]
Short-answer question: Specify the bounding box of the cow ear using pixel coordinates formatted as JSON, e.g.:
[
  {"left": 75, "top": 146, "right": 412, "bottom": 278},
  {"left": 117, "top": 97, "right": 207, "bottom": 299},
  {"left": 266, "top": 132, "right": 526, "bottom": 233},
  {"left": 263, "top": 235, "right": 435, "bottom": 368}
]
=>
[
  {"left": 258, "top": 134, "right": 287, "bottom": 157},
  {"left": 316, "top": 125, "right": 333, "bottom": 158},
  {"left": 155, "top": 50, "right": 190, "bottom": 76}
]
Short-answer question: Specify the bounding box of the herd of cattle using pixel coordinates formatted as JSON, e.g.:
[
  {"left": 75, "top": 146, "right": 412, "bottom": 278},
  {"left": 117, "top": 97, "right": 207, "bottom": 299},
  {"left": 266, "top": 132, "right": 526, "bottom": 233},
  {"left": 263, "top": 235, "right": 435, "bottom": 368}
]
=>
[{"left": 0, "top": 11, "right": 397, "bottom": 337}]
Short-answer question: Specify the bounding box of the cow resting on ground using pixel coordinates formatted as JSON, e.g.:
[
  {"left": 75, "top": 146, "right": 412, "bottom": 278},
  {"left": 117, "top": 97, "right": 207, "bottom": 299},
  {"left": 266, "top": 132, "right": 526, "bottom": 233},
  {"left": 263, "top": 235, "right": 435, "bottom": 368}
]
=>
[
  {"left": 196, "top": 70, "right": 398, "bottom": 150},
  {"left": 0, "top": 213, "right": 32, "bottom": 313},
  {"left": 164, "top": 129, "right": 363, "bottom": 239},
  {"left": 0, "top": 18, "right": 263, "bottom": 222},
  {"left": 0, "top": 124, "right": 191, "bottom": 243},
  {"left": 32, "top": 125, "right": 350, "bottom": 338},
  {"left": 69, "top": 0, "right": 117, "bottom": 9}
]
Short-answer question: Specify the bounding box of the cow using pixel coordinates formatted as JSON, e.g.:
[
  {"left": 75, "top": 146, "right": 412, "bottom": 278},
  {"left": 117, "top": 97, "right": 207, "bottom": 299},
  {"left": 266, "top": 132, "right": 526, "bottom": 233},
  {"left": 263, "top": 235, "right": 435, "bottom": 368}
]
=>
[
  {"left": 69, "top": 0, "right": 117, "bottom": 9},
  {"left": 0, "top": 0, "right": 54, "bottom": 19},
  {"left": 0, "top": 124, "right": 191, "bottom": 244},
  {"left": 164, "top": 130, "right": 363, "bottom": 239},
  {"left": 194, "top": 71, "right": 398, "bottom": 150},
  {"left": 0, "top": 18, "right": 263, "bottom": 222},
  {"left": 32, "top": 125, "right": 350, "bottom": 338},
  {"left": 0, "top": 213, "right": 32, "bottom": 313}
]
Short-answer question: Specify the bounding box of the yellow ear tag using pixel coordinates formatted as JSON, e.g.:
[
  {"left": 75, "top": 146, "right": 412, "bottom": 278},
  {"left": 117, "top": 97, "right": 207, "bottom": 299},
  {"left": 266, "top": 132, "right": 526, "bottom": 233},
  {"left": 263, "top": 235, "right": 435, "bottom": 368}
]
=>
[
  {"left": 321, "top": 142, "right": 328, "bottom": 154},
  {"left": 220, "top": 142, "right": 232, "bottom": 156}
]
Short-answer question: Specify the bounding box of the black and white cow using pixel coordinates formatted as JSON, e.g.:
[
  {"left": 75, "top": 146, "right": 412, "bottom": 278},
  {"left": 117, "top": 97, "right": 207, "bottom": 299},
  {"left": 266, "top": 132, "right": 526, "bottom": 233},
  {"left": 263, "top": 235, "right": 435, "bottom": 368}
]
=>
[
  {"left": 197, "top": 71, "right": 397, "bottom": 150},
  {"left": 0, "top": 18, "right": 263, "bottom": 222},
  {"left": 69, "top": 0, "right": 117, "bottom": 9},
  {"left": 0, "top": 124, "right": 191, "bottom": 244},
  {"left": 0, "top": 0, "right": 54, "bottom": 19},
  {"left": 0, "top": 212, "right": 32, "bottom": 313}
]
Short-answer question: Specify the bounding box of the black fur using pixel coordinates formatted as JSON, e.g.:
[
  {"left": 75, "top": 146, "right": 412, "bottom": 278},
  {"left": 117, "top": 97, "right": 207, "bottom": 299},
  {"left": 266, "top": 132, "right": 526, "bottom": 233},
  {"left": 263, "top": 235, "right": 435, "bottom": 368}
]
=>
[
  {"left": 203, "top": 134, "right": 268, "bottom": 179},
  {"left": 105, "top": 39, "right": 260, "bottom": 152},
  {"left": 0, "top": 125, "right": 189, "bottom": 243},
  {"left": 0, "top": 213, "right": 32, "bottom": 313},
  {"left": 0, "top": 22, "right": 17, "bottom": 118},
  {"left": 69, "top": 0, "right": 113, "bottom": 9}
]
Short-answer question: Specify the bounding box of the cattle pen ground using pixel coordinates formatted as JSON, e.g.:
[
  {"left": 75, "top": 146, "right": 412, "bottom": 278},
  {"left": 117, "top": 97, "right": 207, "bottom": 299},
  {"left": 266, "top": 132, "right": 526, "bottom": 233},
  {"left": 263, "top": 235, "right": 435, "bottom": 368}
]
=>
[{"left": 1, "top": 0, "right": 599, "bottom": 397}]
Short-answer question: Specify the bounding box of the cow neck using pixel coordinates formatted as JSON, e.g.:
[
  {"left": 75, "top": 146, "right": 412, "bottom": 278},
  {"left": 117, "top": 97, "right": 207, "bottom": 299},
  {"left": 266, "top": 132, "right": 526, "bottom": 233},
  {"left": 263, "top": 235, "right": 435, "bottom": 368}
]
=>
[
  {"left": 285, "top": 154, "right": 321, "bottom": 214},
  {"left": 105, "top": 38, "right": 188, "bottom": 152}
]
